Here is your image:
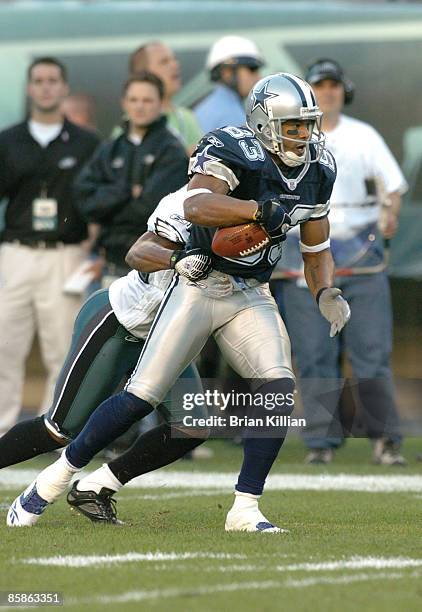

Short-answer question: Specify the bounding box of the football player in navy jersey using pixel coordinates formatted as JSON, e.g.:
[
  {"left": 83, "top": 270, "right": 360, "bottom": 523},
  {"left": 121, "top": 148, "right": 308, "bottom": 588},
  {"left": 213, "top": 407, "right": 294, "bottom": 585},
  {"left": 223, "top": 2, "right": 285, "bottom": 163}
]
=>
[{"left": 10, "top": 73, "right": 350, "bottom": 533}]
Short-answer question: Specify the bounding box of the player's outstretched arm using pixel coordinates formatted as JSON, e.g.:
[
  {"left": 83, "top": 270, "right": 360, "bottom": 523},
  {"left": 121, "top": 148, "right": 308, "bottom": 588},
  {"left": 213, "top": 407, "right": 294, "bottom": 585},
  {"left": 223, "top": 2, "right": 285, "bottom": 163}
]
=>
[
  {"left": 300, "top": 217, "right": 334, "bottom": 299},
  {"left": 185, "top": 174, "right": 258, "bottom": 227},
  {"left": 126, "top": 231, "right": 182, "bottom": 272},
  {"left": 300, "top": 217, "right": 350, "bottom": 337}
]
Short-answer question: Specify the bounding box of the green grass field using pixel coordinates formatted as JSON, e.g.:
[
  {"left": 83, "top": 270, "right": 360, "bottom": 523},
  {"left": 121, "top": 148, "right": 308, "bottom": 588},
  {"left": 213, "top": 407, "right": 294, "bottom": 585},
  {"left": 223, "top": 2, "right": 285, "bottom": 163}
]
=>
[{"left": 0, "top": 437, "right": 421, "bottom": 612}]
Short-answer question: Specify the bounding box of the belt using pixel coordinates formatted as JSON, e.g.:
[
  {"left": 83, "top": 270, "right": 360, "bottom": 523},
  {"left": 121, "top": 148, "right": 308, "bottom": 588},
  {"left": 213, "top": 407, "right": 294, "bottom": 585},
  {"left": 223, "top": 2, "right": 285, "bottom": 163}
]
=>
[
  {"left": 231, "top": 274, "right": 262, "bottom": 291},
  {"left": 206, "top": 271, "right": 262, "bottom": 292},
  {"left": 8, "top": 239, "right": 66, "bottom": 249}
]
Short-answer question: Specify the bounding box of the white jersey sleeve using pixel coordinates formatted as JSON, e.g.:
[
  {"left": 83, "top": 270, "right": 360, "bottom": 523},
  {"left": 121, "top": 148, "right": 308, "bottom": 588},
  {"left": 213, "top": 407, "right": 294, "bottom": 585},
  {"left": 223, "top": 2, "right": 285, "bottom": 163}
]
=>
[
  {"left": 109, "top": 186, "right": 197, "bottom": 339},
  {"left": 147, "top": 185, "right": 192, "bottom": 245},
  {"left": 108, "top": 271, "right": 164, "bottom": 340}
]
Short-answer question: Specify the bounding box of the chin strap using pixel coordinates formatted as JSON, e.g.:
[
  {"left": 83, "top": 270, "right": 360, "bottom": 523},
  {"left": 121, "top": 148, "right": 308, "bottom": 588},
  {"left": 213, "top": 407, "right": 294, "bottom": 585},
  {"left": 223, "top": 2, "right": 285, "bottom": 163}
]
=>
[
  {"left": 278, "top": 149, "right": 307, "bottom": 167},
  {"left": 271, "top": 131, "right": 307, "bottom": 167}
]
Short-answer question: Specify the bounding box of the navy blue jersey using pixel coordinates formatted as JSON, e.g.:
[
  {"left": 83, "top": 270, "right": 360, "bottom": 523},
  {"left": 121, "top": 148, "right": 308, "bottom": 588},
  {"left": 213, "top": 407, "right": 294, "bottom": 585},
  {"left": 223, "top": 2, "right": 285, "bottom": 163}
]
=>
[{"left": 187, "top": 125, "right": 336, "bottom": 282}]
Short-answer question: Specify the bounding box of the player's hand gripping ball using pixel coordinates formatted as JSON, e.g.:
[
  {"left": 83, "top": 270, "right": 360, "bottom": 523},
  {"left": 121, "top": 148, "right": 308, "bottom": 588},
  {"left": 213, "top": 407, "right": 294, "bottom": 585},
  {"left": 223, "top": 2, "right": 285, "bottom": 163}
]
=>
[
  {"left": 254, "top": 198, "right": 292, "bottom": 240},
  {"left": 212, "top": 222, "right": 270, "bottom": 258},
  {"left": 170, "top": 248, "right": 212, "bottom": 281}
]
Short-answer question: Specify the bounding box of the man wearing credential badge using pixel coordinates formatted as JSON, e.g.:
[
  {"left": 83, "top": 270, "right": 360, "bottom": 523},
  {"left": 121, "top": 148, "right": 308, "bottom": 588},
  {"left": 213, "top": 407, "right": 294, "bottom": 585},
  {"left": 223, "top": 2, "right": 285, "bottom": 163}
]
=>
[
  {"left": 273, "top": 59, "right": 408, "bottom": 465},
  {"left": 0, "top": 57, "right": 99, "bottom": 436}
]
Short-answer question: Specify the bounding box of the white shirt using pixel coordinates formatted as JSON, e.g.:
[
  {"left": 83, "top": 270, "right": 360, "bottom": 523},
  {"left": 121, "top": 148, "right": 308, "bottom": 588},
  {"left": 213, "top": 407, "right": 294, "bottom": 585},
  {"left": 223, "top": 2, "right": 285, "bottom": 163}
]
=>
[
  {"left": 108, "top": 186, "right": 190, "bottom": 338},
  {"left": 28, "top": 120, "right": 62, "bottom": 147},
  {"left": 128, "top": 132, "right": 142, "bottom": 146},
  {"left": 325, "top": 115, "right": 407, "bottom": 239}
]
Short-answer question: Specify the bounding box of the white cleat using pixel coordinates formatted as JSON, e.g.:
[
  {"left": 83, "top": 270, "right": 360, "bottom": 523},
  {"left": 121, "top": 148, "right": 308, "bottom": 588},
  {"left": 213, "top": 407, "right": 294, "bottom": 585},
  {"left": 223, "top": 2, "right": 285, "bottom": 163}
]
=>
[
  {"left": 7, "top": 480, "right": 49, "bottom": 528},
  {"left": 372, "top": 439, "right": 407, "bottom": 466},
  {"left": 225, "top": 491, "right": 288, "bottom": 533}
]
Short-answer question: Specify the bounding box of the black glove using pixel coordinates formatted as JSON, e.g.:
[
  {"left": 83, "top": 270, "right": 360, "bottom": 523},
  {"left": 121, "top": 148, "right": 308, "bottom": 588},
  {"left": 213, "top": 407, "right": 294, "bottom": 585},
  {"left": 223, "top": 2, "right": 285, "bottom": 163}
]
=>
[
  {"left": 170, "top": 248, "right": 213, "bottom": 282},
  {"left": 254, "top": 198, "right": 292, "bottom": 240}
]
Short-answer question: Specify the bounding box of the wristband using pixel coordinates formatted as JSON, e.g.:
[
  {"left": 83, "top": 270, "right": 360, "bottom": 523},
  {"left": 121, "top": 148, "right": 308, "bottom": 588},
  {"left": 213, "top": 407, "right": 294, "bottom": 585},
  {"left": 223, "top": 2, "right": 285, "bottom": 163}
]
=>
[
  {"left": 170, "top": 250, "right": 183, "bottom": 269},
  {"left": 252, "top": 202, "right": 263, "bottom": 222},
  {"left": 315, "top": 286, "right": 329, "bottom": 305}
]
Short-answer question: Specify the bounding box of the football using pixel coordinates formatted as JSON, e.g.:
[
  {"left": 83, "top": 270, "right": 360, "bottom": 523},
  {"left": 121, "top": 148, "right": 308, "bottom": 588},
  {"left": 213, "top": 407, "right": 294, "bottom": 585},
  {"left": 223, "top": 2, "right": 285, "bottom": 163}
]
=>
[{"left": 211, "top": 222, "right": 270, "bottom": 258}]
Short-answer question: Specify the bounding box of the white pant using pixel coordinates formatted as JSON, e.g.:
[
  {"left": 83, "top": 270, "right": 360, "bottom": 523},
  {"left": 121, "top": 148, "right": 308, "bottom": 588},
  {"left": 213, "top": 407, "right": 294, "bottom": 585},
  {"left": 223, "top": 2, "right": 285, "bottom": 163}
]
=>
[
  {"left": 0, "top": 243, "right": 85, "bottom": 434},
  {"left": 127, "top": 273, "right": 294, "bottom": 407}
]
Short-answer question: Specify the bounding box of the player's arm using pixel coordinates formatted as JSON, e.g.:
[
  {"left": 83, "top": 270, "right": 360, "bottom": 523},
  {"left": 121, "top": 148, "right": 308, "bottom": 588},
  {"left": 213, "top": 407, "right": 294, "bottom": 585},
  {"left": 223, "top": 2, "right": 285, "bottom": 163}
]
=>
[
  {"left": 126, "top": 232, "right": 181, "bottom": 272},
  {"left": 126, "top": 231, "right": 212, "bottom": 282},
  {"left": 300, "top": 217, "right": 351, "bottom": 337},
  {"left": 300, "top": 217, "right": 334, "bottom": 298},
  {"left": 185, "top": 175, "right": 292, "bottom": 239},
  {"left": 184, "top": 174, "right": 258, "bottom": 227}
]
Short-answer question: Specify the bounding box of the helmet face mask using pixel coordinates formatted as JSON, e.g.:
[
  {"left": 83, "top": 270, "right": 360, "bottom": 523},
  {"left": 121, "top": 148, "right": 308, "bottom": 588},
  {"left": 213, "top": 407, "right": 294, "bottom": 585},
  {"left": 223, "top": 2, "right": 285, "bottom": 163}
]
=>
[
  {"left": 262, "top": 114, "right": 325, "bottom": 162},
  {"left": 246, "top": 73, "right": 326, "bottom": 165}
]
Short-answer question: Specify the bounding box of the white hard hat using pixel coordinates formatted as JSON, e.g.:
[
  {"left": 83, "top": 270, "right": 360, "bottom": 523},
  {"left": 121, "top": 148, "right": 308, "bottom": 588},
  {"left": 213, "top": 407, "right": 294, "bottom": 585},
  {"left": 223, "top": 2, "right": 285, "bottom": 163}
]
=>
[{"left": 206, "top": 36, "right": 264, "bottom": 72}]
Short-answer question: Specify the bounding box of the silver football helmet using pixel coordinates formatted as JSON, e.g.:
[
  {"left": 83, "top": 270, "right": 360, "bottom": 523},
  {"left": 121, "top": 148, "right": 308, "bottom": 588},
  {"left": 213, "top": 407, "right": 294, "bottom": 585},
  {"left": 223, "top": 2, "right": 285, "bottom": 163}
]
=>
[{"left": 245, "top": 72, "right": 325, "bottom": 166}]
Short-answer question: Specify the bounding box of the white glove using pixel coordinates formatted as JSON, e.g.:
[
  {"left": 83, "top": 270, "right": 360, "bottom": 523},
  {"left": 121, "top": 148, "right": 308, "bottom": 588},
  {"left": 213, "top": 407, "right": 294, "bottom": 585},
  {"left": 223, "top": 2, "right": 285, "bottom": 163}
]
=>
[
  {"left": 317, "top": 287, "right": 351, "bottom": 337},
  {"left": 170, "top": 248, "right": 212, "bottom": 282}
]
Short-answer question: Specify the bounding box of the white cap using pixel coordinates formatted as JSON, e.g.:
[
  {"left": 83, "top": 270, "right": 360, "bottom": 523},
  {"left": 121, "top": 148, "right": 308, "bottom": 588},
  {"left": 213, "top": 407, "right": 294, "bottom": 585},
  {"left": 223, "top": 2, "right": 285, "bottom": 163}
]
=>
[{"left": 206, "top": 36, "right": 264, "bottom": 72}]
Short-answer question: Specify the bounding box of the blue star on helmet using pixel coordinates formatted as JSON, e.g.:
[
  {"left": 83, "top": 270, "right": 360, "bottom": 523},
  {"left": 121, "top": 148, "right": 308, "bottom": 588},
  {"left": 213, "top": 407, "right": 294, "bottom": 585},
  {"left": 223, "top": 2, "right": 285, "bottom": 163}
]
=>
[
  {"left": 251, "top": 81, "right": 278, "bottom": 114},
  {"left": 191, "top": 144, "right": 222, "bottom": 174}
]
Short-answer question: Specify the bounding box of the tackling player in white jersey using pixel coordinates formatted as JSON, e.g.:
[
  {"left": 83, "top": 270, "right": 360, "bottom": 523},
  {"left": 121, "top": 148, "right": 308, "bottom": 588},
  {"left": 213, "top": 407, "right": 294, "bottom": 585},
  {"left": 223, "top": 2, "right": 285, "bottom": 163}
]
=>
[{"left": 5, "top": 189, "right": 211, "bottom": 525}]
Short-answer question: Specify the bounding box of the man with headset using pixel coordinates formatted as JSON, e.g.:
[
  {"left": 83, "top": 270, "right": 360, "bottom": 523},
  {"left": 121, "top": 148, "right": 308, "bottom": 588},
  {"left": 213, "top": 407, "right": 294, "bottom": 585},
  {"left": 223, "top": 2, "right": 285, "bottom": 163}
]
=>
[{"left": 273, "top": 59, "right": 408, "bottom": 465}]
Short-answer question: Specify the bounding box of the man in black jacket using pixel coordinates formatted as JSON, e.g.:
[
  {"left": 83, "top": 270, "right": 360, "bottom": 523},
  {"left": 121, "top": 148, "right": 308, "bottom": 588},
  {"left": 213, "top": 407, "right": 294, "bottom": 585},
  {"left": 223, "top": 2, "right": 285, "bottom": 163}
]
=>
[
  {"left": 0, "top": 57, "right": 99, "bottom": 436},
  {"left": 74, "top": 72, "right": 188, "bottom": 283}
]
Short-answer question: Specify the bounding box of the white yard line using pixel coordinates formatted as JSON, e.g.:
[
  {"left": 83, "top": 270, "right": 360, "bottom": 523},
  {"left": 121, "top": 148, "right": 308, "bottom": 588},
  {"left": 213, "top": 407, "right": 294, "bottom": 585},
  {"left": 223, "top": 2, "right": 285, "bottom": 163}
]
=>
[
  {"left": 22, "top": 552, "right": 246, "bottom": 568},
  {"left": 9, "top": 555, "right": 422, "bottom": 609},
  {"left": 1, "top": 572, "right": 419, "bottom": 610},
  {"left": 124, "top": 472, "right": 422, "bottom": 493},
  {"left": 277, "top": 556, "right": 422, "bottom": 572},
  {"left": 2, "top": 469, "right": 422, "bottom": 493},
  {"left": 42, "top": 570, "right": 422, "bottom": 608},
  {"left": 21, "top": 553, "right": 422, "bottom": 572},
  {"left": 0, "top": 470, "right": 48, "bottom": 488},
  {"left": 208, "top": 557, "right": 422, "bottom": 574},
  {"left": 284, "top": 570, "right": 421, "bottom": 588}
]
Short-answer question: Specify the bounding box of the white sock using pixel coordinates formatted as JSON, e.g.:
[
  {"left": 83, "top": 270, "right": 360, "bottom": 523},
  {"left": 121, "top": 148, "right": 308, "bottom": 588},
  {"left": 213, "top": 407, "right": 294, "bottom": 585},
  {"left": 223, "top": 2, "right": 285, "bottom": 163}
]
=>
[
  {"left": 36, "top": 449, "right": 81, "bottom": 503},
  {"left": 76, "top": 464, "right": 123, "bottom": 495},
  {"left": 231, "top": 490, "right": 260, "bottom": 512}
]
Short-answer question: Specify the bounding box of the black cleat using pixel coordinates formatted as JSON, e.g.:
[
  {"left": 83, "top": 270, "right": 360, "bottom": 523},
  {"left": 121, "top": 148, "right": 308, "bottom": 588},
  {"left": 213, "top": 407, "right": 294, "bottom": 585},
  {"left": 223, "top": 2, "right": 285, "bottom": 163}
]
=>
[{"left": 67, "top": 480, "right": 124, "bottom": 525}]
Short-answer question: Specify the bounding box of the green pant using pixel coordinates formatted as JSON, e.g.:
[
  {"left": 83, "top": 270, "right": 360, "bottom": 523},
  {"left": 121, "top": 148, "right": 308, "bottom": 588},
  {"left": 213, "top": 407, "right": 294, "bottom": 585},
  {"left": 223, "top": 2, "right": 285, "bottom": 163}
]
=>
[{"left": 45, "top": 289, "right": 202, "bottom": 441}]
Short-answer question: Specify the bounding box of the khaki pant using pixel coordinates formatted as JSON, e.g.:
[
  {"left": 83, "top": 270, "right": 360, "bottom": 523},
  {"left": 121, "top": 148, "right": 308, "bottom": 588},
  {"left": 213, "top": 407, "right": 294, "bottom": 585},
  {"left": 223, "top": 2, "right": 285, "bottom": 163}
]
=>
[{"left": 0, "top": 243, "right": 85, "bottom": 434}]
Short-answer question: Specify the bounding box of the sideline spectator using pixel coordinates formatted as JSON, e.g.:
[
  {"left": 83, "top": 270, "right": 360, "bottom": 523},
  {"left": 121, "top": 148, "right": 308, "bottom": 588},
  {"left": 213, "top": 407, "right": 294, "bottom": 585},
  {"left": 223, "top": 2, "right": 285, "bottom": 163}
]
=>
[
  {"left": 128, "top": 42, "right": 202, "bottom": 155},
  {"left": 74, "top": 72, "right": 188, "bottom": 285},
  {"left": 0, "top": 57, "right": 99, "bottom": 435},
  {"left": 194, "top": 36, "right": 264, "bottom": 133},
  {"left": 273, "top": 59, "right": 408, "bottom": 465}
]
